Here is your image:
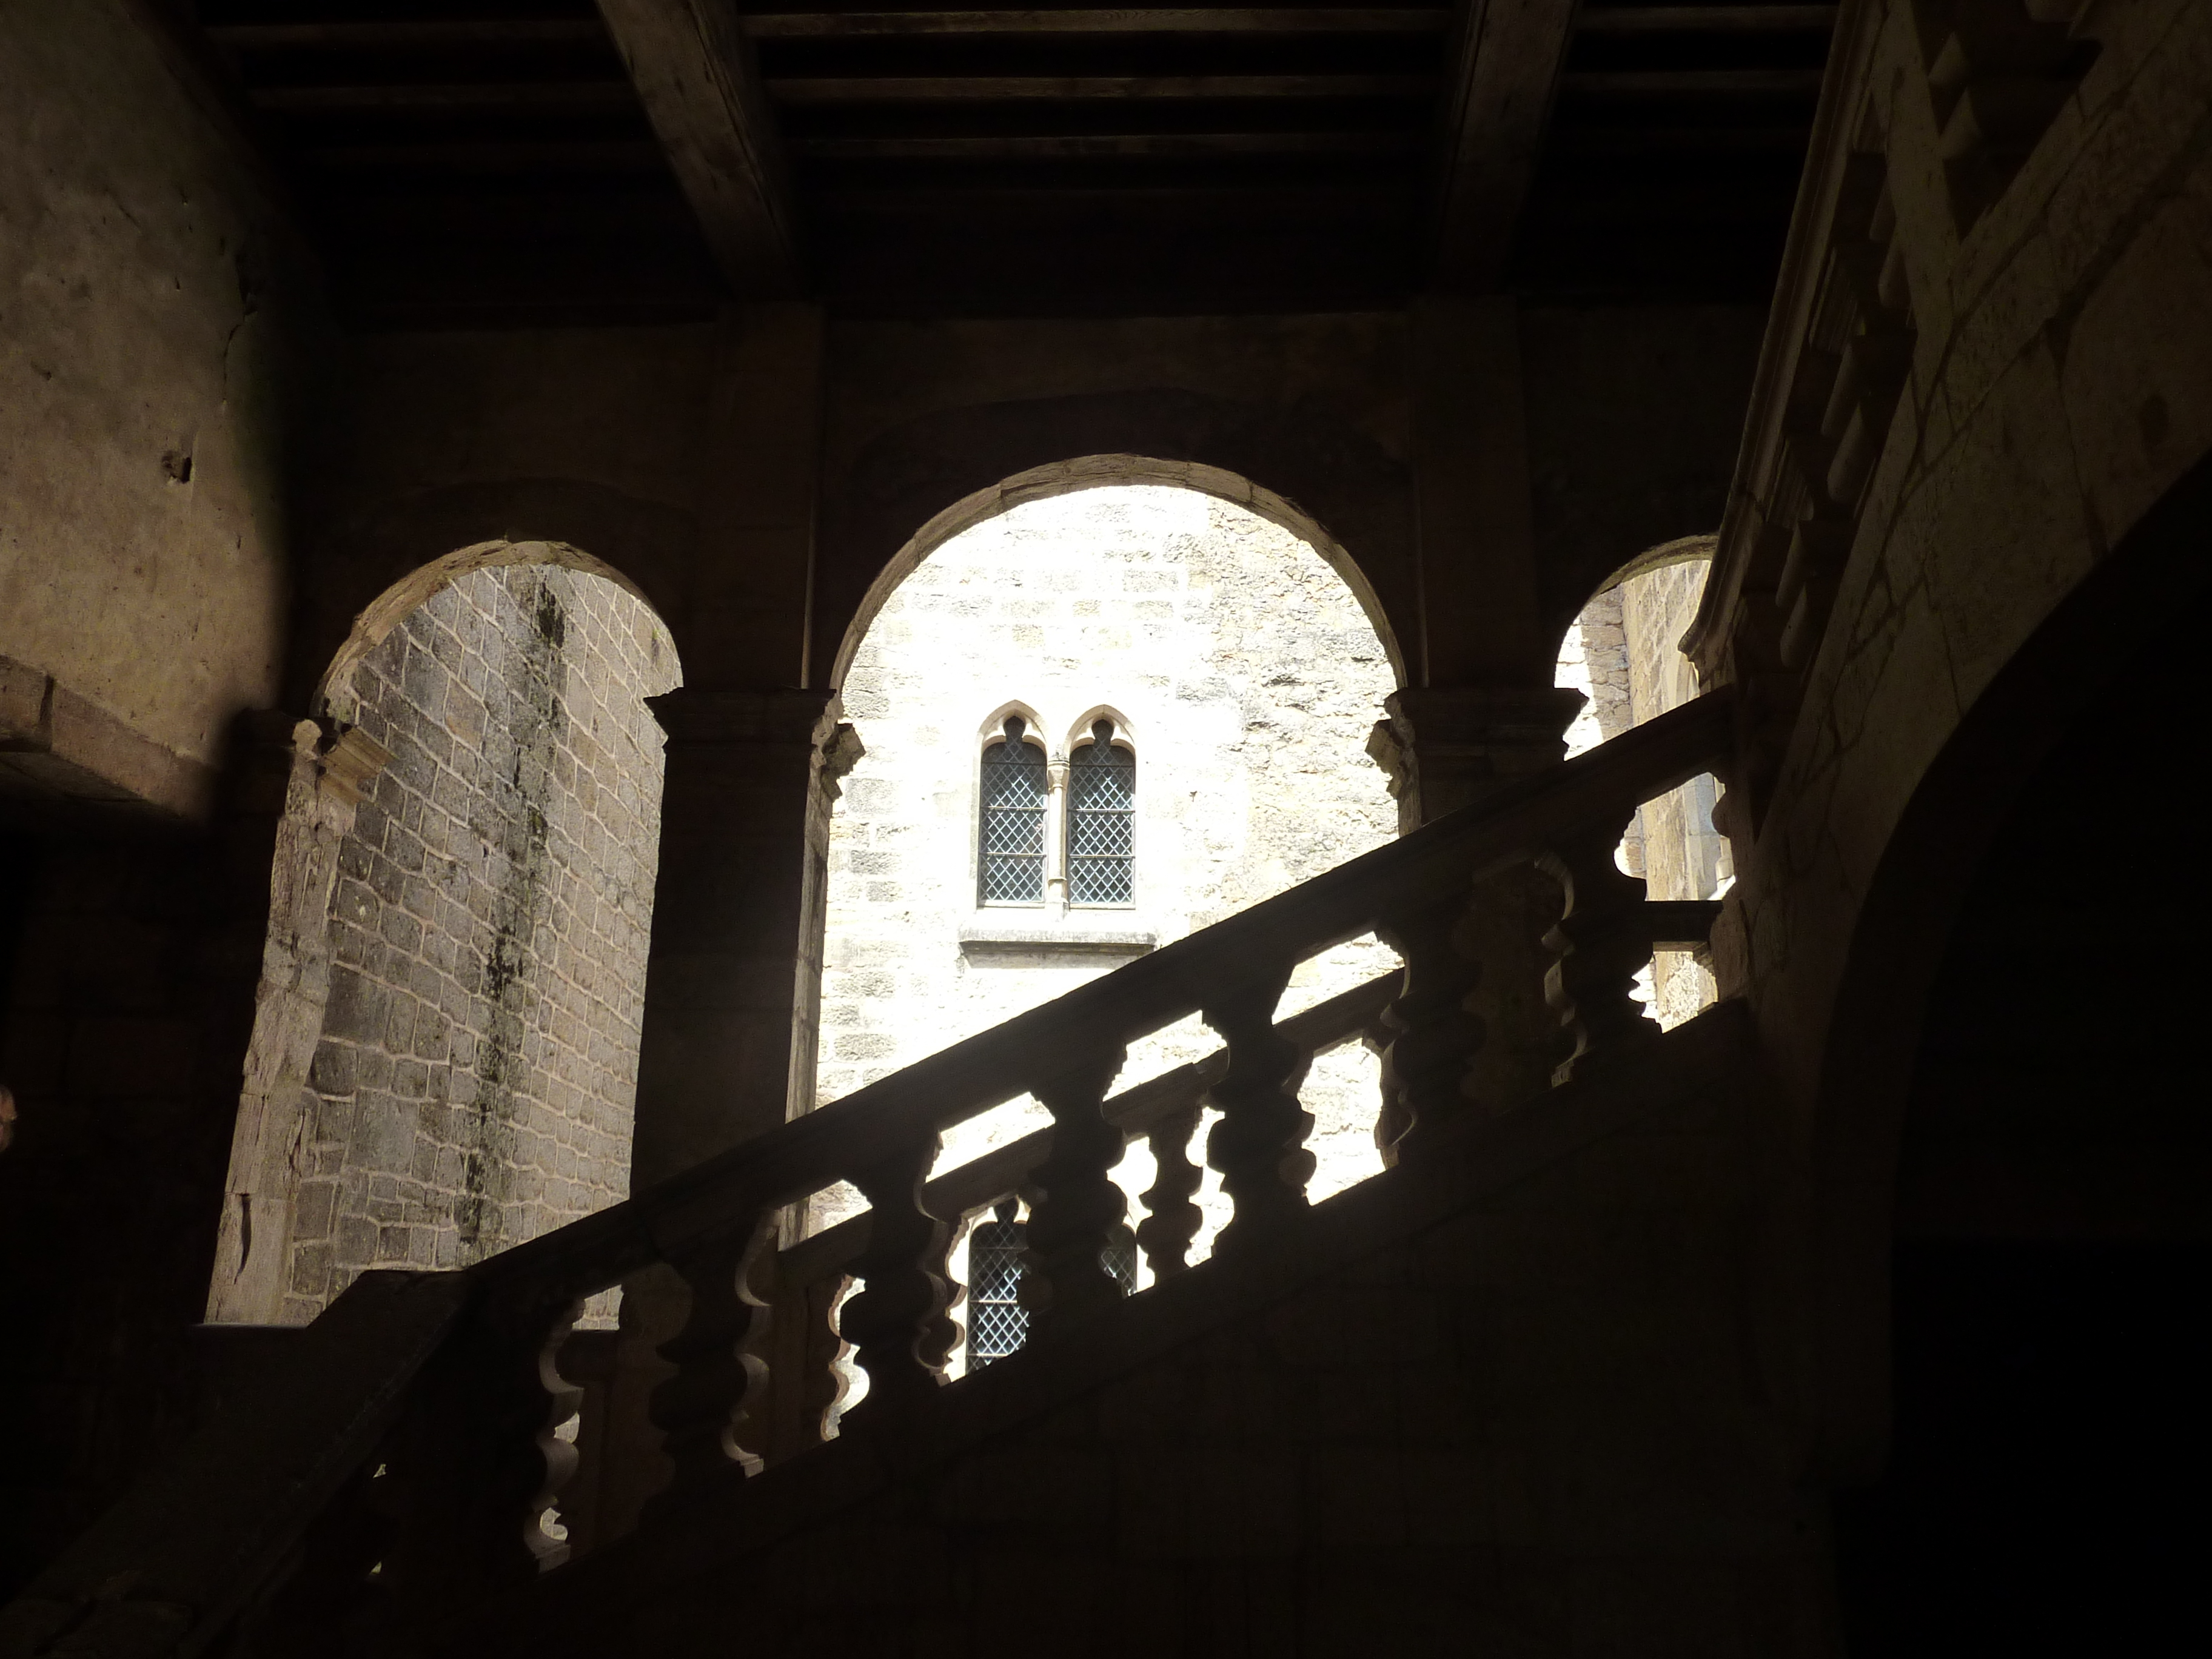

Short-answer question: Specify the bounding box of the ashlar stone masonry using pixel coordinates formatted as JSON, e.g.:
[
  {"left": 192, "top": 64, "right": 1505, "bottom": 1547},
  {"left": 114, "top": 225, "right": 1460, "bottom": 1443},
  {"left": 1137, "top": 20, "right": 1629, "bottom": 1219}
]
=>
[
  {"left": 820, "top": 486, "right": 1401, "bottom": 1281},
  {"left": 281, "top": 567, "right": 679, "bottom": 1321}
]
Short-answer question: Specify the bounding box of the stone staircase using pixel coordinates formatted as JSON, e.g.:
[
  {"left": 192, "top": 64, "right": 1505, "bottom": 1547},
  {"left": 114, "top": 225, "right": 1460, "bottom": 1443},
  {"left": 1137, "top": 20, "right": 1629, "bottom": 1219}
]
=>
[{"left": 3, "top": 689, "right": 1822, "bottom": 1657}]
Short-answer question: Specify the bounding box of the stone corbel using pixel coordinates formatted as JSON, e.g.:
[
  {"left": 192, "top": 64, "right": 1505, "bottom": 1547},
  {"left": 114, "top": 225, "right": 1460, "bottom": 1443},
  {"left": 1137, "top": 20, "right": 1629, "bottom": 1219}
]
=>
[
  {"left": 313, "top": 722, "right": 395, "bottom": 807},
  {"left": 816, "top": 718, "right": 865, "bottom": 806}
]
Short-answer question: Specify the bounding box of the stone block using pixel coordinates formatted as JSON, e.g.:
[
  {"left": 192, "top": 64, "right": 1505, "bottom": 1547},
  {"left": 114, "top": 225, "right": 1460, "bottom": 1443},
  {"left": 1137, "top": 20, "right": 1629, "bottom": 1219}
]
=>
[{"left": 309, "top": 1040, "right": 357, "bottom": 1096}]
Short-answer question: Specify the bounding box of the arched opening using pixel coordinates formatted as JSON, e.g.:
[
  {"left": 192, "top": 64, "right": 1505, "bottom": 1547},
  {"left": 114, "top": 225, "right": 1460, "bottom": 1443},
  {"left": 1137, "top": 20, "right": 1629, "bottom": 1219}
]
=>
[
  {"left": 818, "top": 480, "right": 1402, "bottom": 1393},
  {"left": 1829, "top": 589, "right": 2210, "bottom": 1652},
  {"left": 207, "top": 553, "right": 682, "bottom": 1326},
  {"left": 1552, "top": 535, "right": 1726, "bottom": 1028},
  {"left": 832, "top": 454, "right": 1407, "bottom": 691}
]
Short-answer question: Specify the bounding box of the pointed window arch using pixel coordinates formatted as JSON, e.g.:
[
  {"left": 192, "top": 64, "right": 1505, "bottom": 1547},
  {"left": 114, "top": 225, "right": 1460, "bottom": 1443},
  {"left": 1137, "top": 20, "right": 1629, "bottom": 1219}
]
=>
[
  {"left": 1068, "top": 717, "right": 1135, "bottom": 907},
  {"left": 979, "top": 715, "right": 1048, "bottom": 903}
]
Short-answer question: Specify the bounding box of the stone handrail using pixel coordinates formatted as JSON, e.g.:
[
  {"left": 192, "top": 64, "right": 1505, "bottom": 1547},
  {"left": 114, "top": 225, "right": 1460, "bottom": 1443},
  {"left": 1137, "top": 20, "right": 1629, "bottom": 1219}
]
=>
[
  {"left": 482, "top": 683, "right": 1732, "bottom": 1301},
  {"left": 0, "top": 685, "right": 1734, "bottom": 1653},
  {"left": 775, "top": 969, "right": 1404, "bottom": 1293}
]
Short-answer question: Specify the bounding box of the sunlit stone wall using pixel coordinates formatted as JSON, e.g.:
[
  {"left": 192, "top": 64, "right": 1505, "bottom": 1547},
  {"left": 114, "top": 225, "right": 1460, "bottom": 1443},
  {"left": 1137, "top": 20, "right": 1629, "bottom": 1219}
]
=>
[{"left": 818, "top": 486, "right": 1403, "bottom": 1327}]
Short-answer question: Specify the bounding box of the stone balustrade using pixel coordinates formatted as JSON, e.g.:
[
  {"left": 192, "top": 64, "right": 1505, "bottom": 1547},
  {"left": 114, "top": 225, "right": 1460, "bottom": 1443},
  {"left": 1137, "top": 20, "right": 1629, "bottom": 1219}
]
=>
[{"left": 0, "top": 687, "right": 1735, "bottom": 1652}]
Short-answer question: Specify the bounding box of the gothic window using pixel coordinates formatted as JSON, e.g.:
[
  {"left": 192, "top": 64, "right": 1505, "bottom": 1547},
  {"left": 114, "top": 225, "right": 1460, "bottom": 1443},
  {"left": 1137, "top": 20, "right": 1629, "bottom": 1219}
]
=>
[
  {"left": 979, "top": 716, "right": 1047, "bottom": 903},
  {"left": 1068, "top": 719, "right": 1135, "bottom": 906},
  {"left": 962, "top": 1204, "right": 1136, "bottom": 1373},
  {"left": 963, "top": 1206, "right": 1028, "bottom": 1371}
]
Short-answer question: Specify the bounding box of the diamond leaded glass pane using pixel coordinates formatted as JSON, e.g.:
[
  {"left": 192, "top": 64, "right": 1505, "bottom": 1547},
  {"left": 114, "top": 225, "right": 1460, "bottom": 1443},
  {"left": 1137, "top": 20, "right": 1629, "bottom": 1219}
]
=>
[
  {"left": 962, "top": 1218, "right": 1133, "bottom": 1373},
  {"left": 1069, "top": 738, "right": 1135, "bottom": 905},
  {"left": 980, "top": 739, "right": 1046, "bottom": 903},
  {"left": 965, "top": 1220, "right": 1029, "bottom": 1370}
]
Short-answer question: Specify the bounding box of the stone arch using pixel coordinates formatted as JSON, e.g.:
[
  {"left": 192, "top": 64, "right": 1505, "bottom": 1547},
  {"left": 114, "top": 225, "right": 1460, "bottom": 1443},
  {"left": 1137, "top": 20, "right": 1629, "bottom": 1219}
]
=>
[
  {"left": 1584, "top": 532, "right": 1717, "bottom": 600},
  {"left": 974, "top": 699, "right": 1047, "bottom": 748},
  {"left": 816, "top": 482, "right": 1401, "bottom": 1284},
  {"left": 814, "top": 386, "right": 1417, "bottom": 692},
  {"left": 1062, "top": 703, "right": 1137, "bottom": 756},
  {"left": 210, "top": 545, "right": 683, "bottom": 1327},
  {"left": 833, "top": 455, "right": 1404, "bottom": 690},
  {"left": 1552, "top": 537, "right": 1726, "bottom": 1029},
  {"left": 290, "top": 478, "right": 694, "bottom": 714},
  {"left": 315, "top": 537, "right": 674, "bottom": 720},
  {"left": 1553, "top": 534, "right": 1719, "bottom": 752},
  {"left": 1806, "top": 447, "right": 2212, "bottom": 1480}
]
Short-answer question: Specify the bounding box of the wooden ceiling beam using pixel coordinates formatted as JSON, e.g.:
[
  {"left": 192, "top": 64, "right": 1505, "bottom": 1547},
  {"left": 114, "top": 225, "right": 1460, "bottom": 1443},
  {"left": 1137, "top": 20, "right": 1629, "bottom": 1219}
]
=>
[
  {"left": 206, "top": 21, "right": 609, "bottom": 50},
  {"left": 1558, "top": 69, "right": 1826, "bottom": 95},
  {"left": 791, "top": 131, "right": 1424, "bottom": 158},
  {"left": 1575, "top": 5, "right": 1837, "bottom": 33},
  {"left": 249, "top": 84, "right": 638, "bottom": 114},
  {"left": 1429, "top": 0, "right": 1580, "bottom": 289},
  {"left": 1550, "top": 124, "right": 1814, "bottom": 154},
  {"left": 744, "top": 10, "right": 1450, "bottom": 37},
  {"left": 297, "top": 142, "right": 670, "bottom": 175},
  {"left": 813, "top": 183, "right": 1419, "bottom": 214},
  {"left": 769, "top": 74, "right": 1435, "bottom": 102},
  {"left": 595, "top": 0, "right": 803, "bottom": 296}
]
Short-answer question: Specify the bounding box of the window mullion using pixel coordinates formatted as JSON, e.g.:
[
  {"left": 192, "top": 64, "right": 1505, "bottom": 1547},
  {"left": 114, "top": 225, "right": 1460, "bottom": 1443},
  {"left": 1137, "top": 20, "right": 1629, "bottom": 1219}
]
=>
[{"left": 1044, "top": 754, "right": 1070, "bottom": 916}]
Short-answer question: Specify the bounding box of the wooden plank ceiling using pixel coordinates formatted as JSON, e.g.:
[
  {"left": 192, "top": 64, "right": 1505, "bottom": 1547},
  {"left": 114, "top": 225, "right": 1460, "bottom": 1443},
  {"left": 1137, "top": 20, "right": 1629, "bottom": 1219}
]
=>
[{"left": 183, "top": 1, "right": 1835, "bottom": 323}]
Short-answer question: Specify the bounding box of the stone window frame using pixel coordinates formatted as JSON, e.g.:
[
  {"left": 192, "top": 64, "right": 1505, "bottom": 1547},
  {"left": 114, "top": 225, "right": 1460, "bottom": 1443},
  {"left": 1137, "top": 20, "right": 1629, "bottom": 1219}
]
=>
[
  {"left": 974, "top": 702, "right": 1052, "bottom": 908},
  {"left": 968, "top": 701, "right": 1142, "bottom": 916},
  {"left": 1064, "top": 708, "right": 1137, "bottom": 911}
]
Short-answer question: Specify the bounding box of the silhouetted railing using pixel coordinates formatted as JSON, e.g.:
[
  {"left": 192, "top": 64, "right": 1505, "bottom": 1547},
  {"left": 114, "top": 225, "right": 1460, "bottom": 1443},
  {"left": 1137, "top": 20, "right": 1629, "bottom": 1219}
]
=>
[{"left": 0, "top": 688, "right": 1734, "bottom": 1655}]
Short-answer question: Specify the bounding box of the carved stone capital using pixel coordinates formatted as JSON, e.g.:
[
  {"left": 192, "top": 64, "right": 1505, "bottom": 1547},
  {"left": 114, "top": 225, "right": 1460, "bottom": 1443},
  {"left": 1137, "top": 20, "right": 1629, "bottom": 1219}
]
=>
[
  {"left": 1373, "top": 684, "right": 1586, "bottom": 828},
  {"left": 817, "top": 719, "right": 866, "bottom": 805},
  {"left": 646, "top": 686, "right": 843, "bottom": 749}
]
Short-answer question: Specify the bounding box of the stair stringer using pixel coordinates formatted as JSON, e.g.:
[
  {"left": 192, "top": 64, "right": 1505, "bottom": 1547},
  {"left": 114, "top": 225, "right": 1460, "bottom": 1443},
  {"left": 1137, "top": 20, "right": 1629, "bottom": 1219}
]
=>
[{"left": 457, "top": 1001, "right": 1827, "bottom": 1657}]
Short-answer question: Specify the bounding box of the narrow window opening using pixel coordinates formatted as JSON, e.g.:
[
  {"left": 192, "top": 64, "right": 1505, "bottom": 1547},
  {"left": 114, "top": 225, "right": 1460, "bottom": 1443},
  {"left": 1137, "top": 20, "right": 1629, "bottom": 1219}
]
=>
[
  {"left": 963, "top": 1202, "right": 1029, "bottom": 1370},
  {"left": 961, "top": 1199, "right": 1136, "bottom": 1372},
  {"left": 979, "top": 716, "right": 1048, "bottom": 904},
  {"left": 1068, "top": 719, "right": 1135, "bottom": 907}
]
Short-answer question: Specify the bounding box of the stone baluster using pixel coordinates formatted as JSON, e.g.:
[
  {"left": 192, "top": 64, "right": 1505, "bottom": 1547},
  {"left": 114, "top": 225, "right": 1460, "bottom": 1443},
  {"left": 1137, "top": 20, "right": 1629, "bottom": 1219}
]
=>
[
  {"left": 1356, "top": 996, "right": 1401, "bottom": 1160},
  {"left": 252, "top": 1436, "right": 404, "bottom": 1646},
  {"left": 838, "top": 1137, "right": 956, "bottom": 1418},
  {"left": 522, "top": 1304, "right": 588, "bottom": 1572},
  {"left": 1021, "top": 1045, "right": 1131, "bottom": 1326},
  {"left": 1202, "top": 967, "right": 1313, "bottom": 1250},
  {"left": 645, "top": 1210, "right": 776, "bottom": 1516},
  {"left": 1539, "top": 810, "right": 1661, "bottom": 1081},
  {"left": 801, "top": 1272, "right": 856, "bottom": 1448},
  {"left": 759, "top": 1263, "right": 854, "bottom": 1463},
  {"left": 1134, "top": 1102, "right": 1204, "bottom": 1278},
  {"left": 1368, "top": 686, "right": 1581, "bottom": 1141},
  {"left": 389, "top": 1289, "right": 586, "bottom": 1610},
  {"left": 1372, "top": 883, "right": 1484, "bottom": 1165}
]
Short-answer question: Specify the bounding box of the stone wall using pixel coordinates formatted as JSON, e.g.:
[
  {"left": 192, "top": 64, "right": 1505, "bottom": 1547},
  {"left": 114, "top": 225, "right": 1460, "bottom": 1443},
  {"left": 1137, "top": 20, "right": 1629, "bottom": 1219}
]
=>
[
  {"left": 0, "top": 0, "right": 328, "bottom": 806},
  {"left": 819, "top": 486, "right": 1400, "bottom": 1279},
  {"left": 1688, "top": 0, "right": 2212, "bottom": 1472},
  {"left": 1521, "top": 304, "right": 1765, "bottom": 637},
  {"left": 277, "top": 567, "right": 677, "bottom": 1319}
]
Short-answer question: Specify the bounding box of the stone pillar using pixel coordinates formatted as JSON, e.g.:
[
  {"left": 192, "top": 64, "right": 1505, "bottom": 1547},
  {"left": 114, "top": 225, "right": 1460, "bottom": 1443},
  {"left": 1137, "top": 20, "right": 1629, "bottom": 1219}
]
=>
[
  {"left": 692, "top": 303, "right": 825, "bottom": 690},
  {"left": 1389, "top": 297, "right": 1587, "bottom": 1115},
  {"left": 1408, "top": 295, "right": 1550, "bottom": 692},
  {"left": 1370, "top": 687, "right": 1583, "bottom": 1117},
  {"left": 598, "top": 687, "right": 859, "bottom": 1536},
  {"left": 630, "top": 685, "right": 862, "bottom": 1181}
]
